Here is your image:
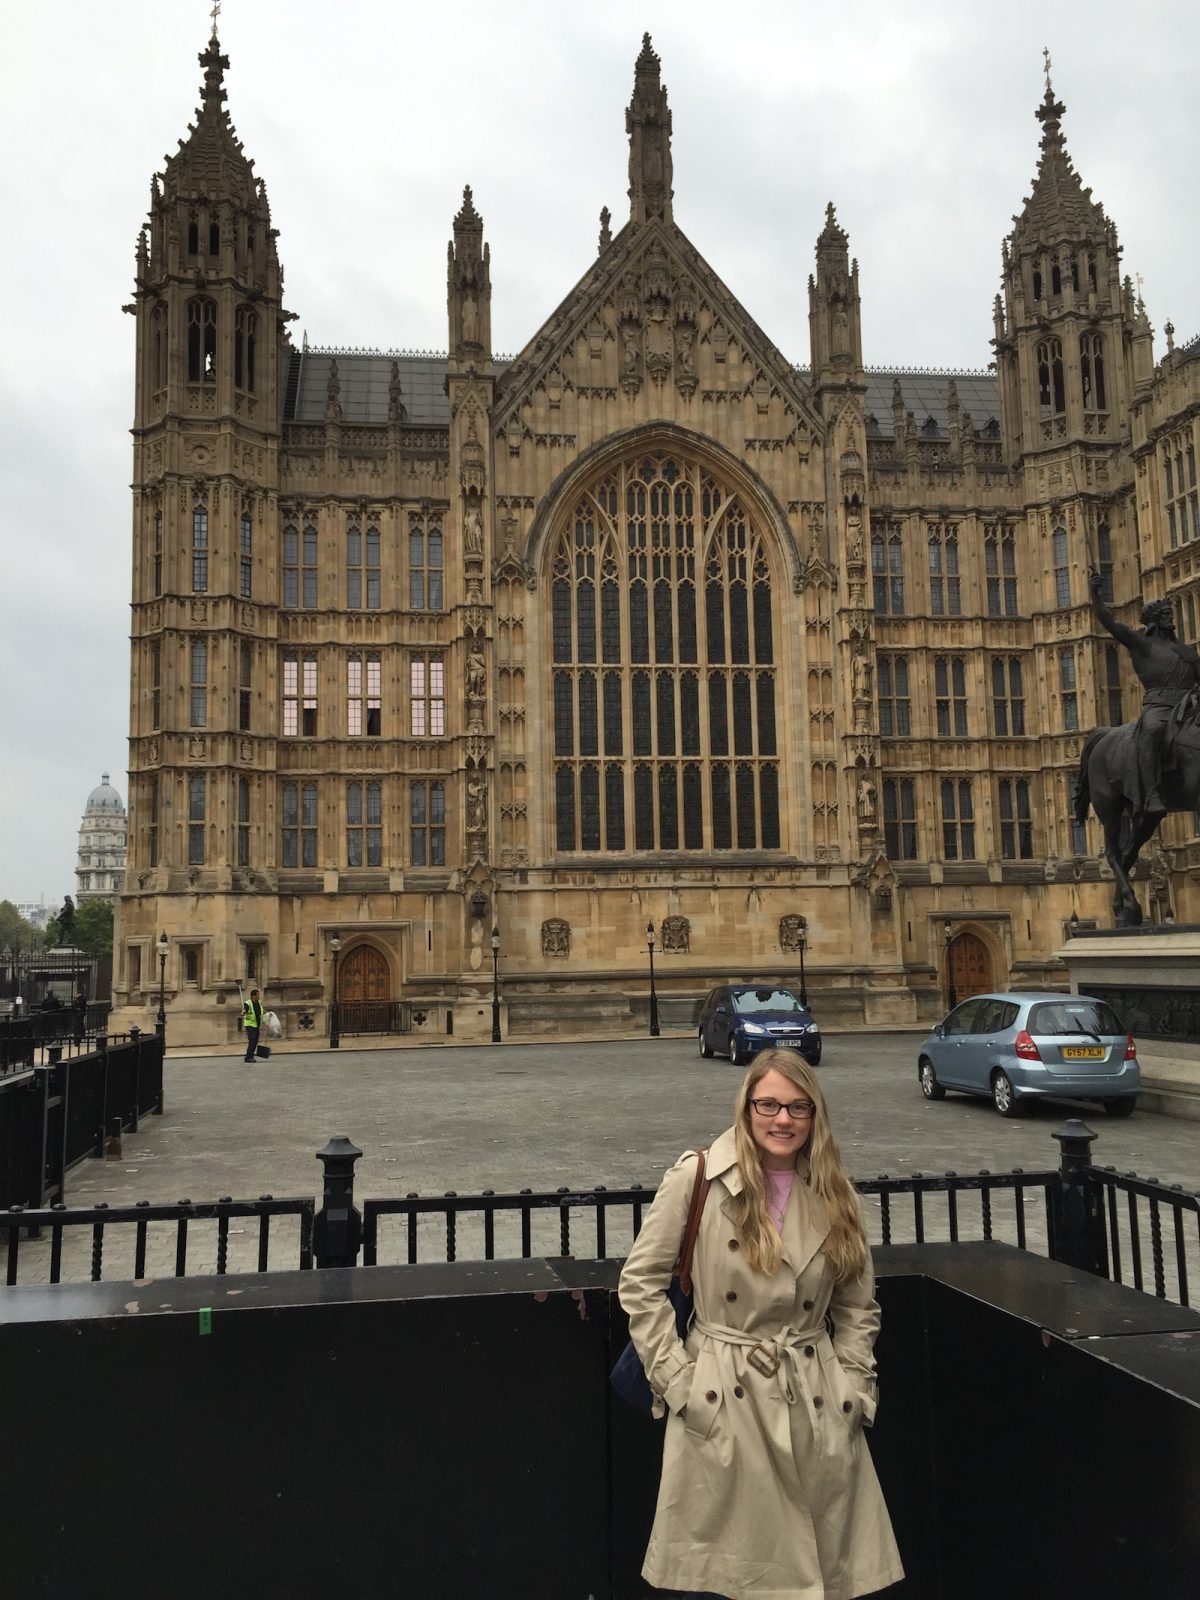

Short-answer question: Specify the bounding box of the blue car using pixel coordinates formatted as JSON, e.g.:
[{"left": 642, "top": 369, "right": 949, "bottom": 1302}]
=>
[
  {"left": 917, "top": 990, "right": 1140, "bottom": 1118},
  {"left": 697, "top": 984, "right": 822, "bottom": 1066}
]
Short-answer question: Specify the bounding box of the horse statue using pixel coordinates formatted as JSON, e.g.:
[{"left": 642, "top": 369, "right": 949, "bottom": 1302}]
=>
[
  {"left": 1073, "top": 718, "right": 1200, "bottom": 925},
  {"left": 1074, "top": 570, "right": 1200, "bottom": 925}
]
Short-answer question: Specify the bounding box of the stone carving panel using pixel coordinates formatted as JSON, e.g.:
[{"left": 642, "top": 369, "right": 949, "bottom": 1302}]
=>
[{"left": 541, "top": 918, "right": 570, "bottom": 958}]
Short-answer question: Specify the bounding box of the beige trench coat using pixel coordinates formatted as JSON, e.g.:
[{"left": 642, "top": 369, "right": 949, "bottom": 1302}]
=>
[{"left": 618, "top": 1128, "right": 904, "bottom": 1600}]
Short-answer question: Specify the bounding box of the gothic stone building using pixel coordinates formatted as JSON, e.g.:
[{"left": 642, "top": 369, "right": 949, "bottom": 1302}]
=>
[{"left": 112, "top": 31, "right": 1200, "bottom": 1045}]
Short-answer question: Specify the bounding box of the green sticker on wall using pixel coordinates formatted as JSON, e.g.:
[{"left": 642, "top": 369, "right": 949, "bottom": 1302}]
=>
[{"left": 198, "top": 1307, "right": 212, "bottom": 1336}]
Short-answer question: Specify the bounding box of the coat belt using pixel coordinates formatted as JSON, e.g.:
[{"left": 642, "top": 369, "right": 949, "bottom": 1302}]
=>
[{"left": 691, "top": 1316, "right": 833, "bottom": 1441}]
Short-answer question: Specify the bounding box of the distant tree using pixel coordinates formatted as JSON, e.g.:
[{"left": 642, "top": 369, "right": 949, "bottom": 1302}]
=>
[
  {"left": 74, "top": 899, "right": 114, "bottom": 957},
  {"left": 42, "top": 916, "right": 61, "bottom": 950},
  {"left": 0, "top": 901, "right": 38, "bottom": 951}
]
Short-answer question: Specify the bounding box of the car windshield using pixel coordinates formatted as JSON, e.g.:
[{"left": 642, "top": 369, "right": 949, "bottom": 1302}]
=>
[
  {"left": 1028, "top": 1000, "right": 1123, "bottom": 1037},
  {"left": 732, "top": 988, "right": 806, "bottom": 1015}
]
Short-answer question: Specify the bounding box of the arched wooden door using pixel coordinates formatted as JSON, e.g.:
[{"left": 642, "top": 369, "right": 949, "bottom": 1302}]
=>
[
  {"left": 337, "top": 946, "right": 392, "bottom": 1035},
  {"left": 949, "top": 931, "right": 993, "bottom": 1003}
]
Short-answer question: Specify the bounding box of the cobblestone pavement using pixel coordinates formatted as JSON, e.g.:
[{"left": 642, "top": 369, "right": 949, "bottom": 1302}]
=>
[{"left": 7, "top": 1031, "right": 1199, "bottom": 1287}]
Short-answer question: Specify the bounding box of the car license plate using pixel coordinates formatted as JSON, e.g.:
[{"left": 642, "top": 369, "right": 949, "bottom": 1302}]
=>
[
  {"left": 776, "top": 1036, "right": 804, "bottom": 1047},
  {"left": 1062, "top": 1046, "right": 1105, "bottom": 1059}
]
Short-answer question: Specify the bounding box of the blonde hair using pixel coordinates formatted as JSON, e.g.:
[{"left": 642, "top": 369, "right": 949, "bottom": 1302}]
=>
[{"left": 730, "top": 1049, "right": 868, "bottom": 1281}]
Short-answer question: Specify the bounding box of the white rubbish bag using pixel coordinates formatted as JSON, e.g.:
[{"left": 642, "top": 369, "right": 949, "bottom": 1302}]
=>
[{"left": 264, "top": 1010, "right": 283, "bottom": 1039}]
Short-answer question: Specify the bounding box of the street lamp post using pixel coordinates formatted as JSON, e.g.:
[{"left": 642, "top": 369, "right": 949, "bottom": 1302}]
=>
[
  {"left": 646, "top": 921, "right": 661, "bottom": 1038},
  {"left": 156, "top": 931, "right": 168, "bottom": 1040},
  {"left": 491, "top": 925, "right": 502, "bottom": 1043},
  {"left": 943, "top": 918, "right": 957, "bottom": 1014},
  {"left": 797, "top": 919, "right": 809, "bottom": 1009},
  {"left": 330, "top": 932, "right": 342, "bottom": 1049}
]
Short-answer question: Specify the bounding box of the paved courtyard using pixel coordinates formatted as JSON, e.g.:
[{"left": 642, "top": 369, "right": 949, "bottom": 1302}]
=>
[{"left": 6, "top": 1030, "right": 1197, "bottom": 1287}]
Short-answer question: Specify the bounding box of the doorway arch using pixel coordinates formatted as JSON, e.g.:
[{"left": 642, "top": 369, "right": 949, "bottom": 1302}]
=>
[
  {"left": 949, "top": 930, "right": 994, "bottom": 1004},
  {"left": 337, "top": 944, "right": 393, "bottom": 1035}
]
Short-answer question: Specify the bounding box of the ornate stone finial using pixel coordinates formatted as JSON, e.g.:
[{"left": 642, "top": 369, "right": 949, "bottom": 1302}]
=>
[
  {"left": 626, "top": 33, "right": 673, "bottom": 224},
  {"left": 388, "top": 360, "right": 404, "bottom": 423},
  {"left": 455, "top": 184, "right": 481, "bottom": 228},
  {"left": 599, "top": 205, "right": 612, "bottom": 253},
  {"left": 1042, "top": 44, "right": 1053, "bottom": 97}
]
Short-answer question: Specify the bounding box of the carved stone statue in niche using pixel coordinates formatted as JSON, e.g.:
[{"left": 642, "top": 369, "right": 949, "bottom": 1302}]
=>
[
  {"left": 846, "top": 507, "right": 864, "bottom": 563},
  {"left": 461, "top": 294, "right": 479, "bottom": 346},
  {"left": 463, "top": 507, "right": 484, "bottom": 557},
  {"left": 778, "top": 914, "right": 807, "bottom": 952},
  {"left": 622, "top": 325, "right": 640, "bottom": 377},
  {"left": 467, "top": 775, "right": 487, "bottom": 831},
  {"left": 857, "top": 771, "right": 878, "bottom": 825},
  {"left": 852, "top": 649, "right": 872, "bottom": 702},
  {"left": 542, "top": 918, "right": 570, "bottom": 958},
  {"left": 661, "top": 915, "right": 690, "bottom": 953},
  {"left": 465, "top": 646, "right": 486, "bottom": 699}
]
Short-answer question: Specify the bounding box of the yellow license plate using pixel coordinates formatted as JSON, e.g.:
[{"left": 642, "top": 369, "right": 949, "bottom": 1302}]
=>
[{"left": 1062, "top": 1046, "right": 1105, "bottom": 1059}]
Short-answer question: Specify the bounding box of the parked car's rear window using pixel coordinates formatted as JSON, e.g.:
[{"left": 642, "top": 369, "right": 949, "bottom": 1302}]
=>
[{"left": 1028, "top": 1000, "right": 1123, "bottom": 1037}]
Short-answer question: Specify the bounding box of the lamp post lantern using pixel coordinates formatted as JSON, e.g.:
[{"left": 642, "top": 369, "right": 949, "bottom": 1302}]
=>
[
  {"left": 797, "top": 919, "right": 809, "bottom": 1009},
  {"left": 491, "top": 925, "right": 502, "bottom": 1043},
  {"left": 156, "top": 931, "right": 169, "bottom": 1040},
  {"left": 943, "top": 918, "right": 957, "bottom": 1014},
  {"left": 330, "top": 932, "right": 342, "bottom": 1049},
  {"left": 646, "top": 921, "right": 660, "bottom": 1038}
]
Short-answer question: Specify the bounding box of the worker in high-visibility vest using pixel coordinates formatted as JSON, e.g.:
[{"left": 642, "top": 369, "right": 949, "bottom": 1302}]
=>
[{"left": 241, "top": 988, "right": 264, "bottom": 1063}]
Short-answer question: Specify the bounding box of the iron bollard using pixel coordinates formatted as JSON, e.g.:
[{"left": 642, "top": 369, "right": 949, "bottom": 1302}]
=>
[
  {"left": 313, "top": 1135, "right": 363, "bottom": 1268},
  {"left": 1049, "top": 1118, "right": 1108, "bottom": 1277}
]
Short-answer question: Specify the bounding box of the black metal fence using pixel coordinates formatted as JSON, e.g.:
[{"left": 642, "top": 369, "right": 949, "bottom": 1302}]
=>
[
  {"left": 3, "top": 1118, "right": 1197, "bottom": 1309},
  {"left": 0, "top": 1029, "right": 163, "bottom": 1213},
  {"left": 335, "top": 1000, "right": 412, "bottom": 1036},
  {"left": 1, "top": 1004, "right": 113, "bottom": 1072}
]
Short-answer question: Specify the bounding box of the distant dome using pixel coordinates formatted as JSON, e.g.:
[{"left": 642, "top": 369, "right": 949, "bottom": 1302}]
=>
[{"left": 85, "top": 773, "right": 125, "bottom": 814}]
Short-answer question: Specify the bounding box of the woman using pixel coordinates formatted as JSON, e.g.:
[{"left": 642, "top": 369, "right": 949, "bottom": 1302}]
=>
[{"left": 619, "top": 1049, "right": 903, "bottom": 1600}]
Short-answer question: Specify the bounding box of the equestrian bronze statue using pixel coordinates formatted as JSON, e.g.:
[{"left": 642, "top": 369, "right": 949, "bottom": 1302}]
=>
[{"left": 1074, "top": 571, "right": 1200, "bottom": 924}]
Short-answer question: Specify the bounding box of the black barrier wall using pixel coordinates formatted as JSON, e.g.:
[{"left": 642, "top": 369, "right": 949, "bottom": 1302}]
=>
[{"left": 1, "top": 1243, "right": 1198, "bottom": 1598}]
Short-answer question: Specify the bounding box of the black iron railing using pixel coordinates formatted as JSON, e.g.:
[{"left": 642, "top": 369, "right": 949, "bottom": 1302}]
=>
[
  {"left": 3, "top": 1196, "right": 314, "bottom": 1286},
  {"left": 2, "top": 1121, "right": 1197, "bottom": 1307},
  {"left": 1, "top": 1006, "right": 115, "bottom": 1072},
  {"left": 0, "top": 1030, "right": 163, "bottom": 1210},
  {"left": 335, "top": 1000, "right": 412, "bottom": 1037}
]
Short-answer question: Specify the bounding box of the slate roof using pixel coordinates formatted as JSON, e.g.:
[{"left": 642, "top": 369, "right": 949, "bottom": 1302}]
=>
[{"left": 286, "top": 350, "right": 1000, "bottom": 437}]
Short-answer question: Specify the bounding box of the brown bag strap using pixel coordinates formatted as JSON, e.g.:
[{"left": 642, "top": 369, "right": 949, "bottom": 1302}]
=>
[{"left": 674, "top": 1147, "right": 710, "bottom": 1296}]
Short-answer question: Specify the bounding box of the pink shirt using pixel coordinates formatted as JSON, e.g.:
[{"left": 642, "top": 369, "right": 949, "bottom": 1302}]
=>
[{"left": 766, "top": 1168, "right": 795, "bottom": 1232}]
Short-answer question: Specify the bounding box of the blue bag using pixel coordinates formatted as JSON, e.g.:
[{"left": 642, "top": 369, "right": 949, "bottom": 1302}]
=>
[{"left": 610, "top": 1148, "right": 710, "bottom": 1416}]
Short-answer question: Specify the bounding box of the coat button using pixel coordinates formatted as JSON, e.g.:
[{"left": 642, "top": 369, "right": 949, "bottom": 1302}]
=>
[
  {"left": 705, "top": 1390, "right": 718, "bottom": 1403},
  {"left": 804, "top": 1345, "right": 815, "bottom": 1357},
  {"left": 733, "top": 1385, "right": 745, "bottom": 1399},
  {"left": 842, "top": 1400, "right": 854, "bottom": 1413},
  {"left": 802, "top": 1299, "right": 814, "bottom": 1311},
  {"left": 813, "top": 1395, "right": 824, "bottom": 1408},
  {"left": 725, "top": 1290, "right": 737, "bottom": 1302},
  {"left": 728, "top": 1239, "right": 740, "bottom": 1251}
]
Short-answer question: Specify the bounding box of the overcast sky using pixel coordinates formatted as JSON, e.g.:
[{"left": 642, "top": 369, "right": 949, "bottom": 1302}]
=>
[{"left": 1, "top": 0, "right": 1196, "bottom": 908}]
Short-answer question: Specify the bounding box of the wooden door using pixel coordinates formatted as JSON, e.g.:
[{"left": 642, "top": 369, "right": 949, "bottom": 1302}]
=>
[
  {"left": 949, "top": 931, "right": 993, "bottom": 1003},
  {"left": 337, "top": 946, "right": 392, "bottom": 1033}
]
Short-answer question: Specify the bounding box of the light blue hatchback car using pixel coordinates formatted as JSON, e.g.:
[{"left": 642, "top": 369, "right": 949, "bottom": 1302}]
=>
[{"left": 917, "top": 991, "right": 1140, "bottom": 1118}]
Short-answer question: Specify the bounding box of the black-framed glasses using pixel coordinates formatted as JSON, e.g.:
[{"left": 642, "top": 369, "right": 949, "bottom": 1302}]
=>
[{"left": 749, "top": 1097, "right": 816, "bottom": 1120}]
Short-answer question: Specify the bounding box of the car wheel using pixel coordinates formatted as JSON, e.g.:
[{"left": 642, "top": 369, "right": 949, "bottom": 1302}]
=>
[
  {"left": 919, "top": 1057, "right": 946, "bottom": 1101},
  {"left": 1103, "top": 1096, "right": 1136, "bottom": 1118},
  {"left": 730, "top": 1036, "right": 745, "bottom": 1067},
  {"left": 698, "top": 1028, "right": 714, "bottom": 1059},
  {"left": 806, "top": 1043, "right": 822, "bottom": 1067},
  {"left": 991, "top": 1070, "right": 1022, "bottom": 1118}
]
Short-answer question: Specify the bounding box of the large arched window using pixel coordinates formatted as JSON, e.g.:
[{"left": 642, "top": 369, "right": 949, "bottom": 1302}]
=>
[
  {"left": 550, "top": 451, "right": 781, "bottom": 854},
  {"left": 187, "top": 297, "right": 217, "bottom": 383}
]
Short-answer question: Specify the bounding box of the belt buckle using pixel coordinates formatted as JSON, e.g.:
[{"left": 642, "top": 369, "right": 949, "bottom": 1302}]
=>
[{"left": 746, "top": 1342, "right": 780, "bottom": 1378}]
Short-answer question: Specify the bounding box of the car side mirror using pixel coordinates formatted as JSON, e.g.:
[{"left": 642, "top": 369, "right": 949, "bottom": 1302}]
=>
[
  {"left": 933, "top": 1023, "right": 944, "bottom": 1039},
  {"left": 715, "top": 1005, "right": 726, "bottom": 1015}
]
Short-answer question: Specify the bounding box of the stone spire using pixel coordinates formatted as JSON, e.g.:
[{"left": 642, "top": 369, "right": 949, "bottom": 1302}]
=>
[
  {"left": 1013, "top": 64, "right": 1106, "bottom": 246},
  {"left": 448, "top": 185, "right": 491, "bottom": 362},
  {"left": 160, "top": 28, "right": 260, "bottom": 207},
  {"left": 626, "top": 33, "right": 673, "bottom": 224}
]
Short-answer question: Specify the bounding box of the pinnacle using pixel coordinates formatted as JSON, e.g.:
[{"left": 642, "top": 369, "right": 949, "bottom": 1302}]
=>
[
  {"left": 637, "top": 32, "right": 660, "bottom": 70},
  {"left": 455, "top": 184, "right": 482, "bottom": 228},
  {"left": 1014, "top": 65, "right": 1105, "bottom": 243}
]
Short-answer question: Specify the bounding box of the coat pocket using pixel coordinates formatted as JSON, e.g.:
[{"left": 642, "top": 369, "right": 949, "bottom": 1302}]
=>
[
  {"left": 681, "top": 1349, "right": 725, "bottom": 1441},
  {"left": 823, "top": 1347, "right": 866, "bottom": 1436}
]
